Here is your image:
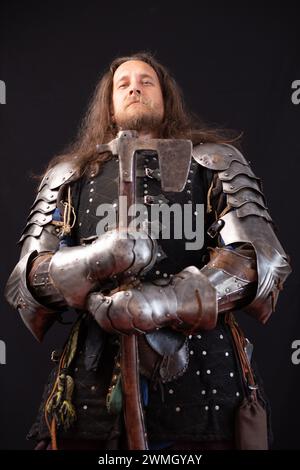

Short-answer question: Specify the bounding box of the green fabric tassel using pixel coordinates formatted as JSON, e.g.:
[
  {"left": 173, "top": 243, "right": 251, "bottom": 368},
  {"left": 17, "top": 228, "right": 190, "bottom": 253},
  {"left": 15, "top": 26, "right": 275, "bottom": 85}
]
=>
[{"left": 106, "top": 375, "right": 123, "bottom": 415}]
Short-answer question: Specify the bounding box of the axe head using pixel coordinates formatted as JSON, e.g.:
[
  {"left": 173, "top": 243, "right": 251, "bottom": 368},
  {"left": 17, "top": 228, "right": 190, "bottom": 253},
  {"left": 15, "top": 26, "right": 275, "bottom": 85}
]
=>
[
  {"left": 156, "top": 139, "right": 192, "bottom": 192},
  {"left": 96, "top": 132, "right": 192, "bottom": 192}
]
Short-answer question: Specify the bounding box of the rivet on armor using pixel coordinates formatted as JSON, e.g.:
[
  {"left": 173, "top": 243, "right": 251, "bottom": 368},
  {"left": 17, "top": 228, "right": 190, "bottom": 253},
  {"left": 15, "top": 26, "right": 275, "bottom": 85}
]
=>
[
  {"left": 196, "top": 370, "right": 200, "bottom": 375},
  {"left": 225, "top": 352, "right": 229, "bottom": 356},
  {"left": 225, "top": 288, "right": 230, "bottom": 293},
  {"left": 230, "top": 372, "right": 234, "bottom": 377},
  {"left": 163, "top": 273, "right": 168, "bottom": 278},
  {"left": 230, "top": 185, "right": 234, "bottom": 189},
  {"left": 212, "top": 389, "right": 217, "bottom": 394},
  {"left": 205, "top": 406, "right": 209, "bottom": 411},
  {"left": 144, "top": 190, "right": 148, "bottom": 194},
  {"left": 190, "top": 350, "right": 194, "bottom": 355},
  {"left": 91, "top": 385, "right": 96, "bottom": 391},
  {"left": 201, "top": 390, "right": 206, "bottom": 395},
  {"left": 188, "top": 335, "right": 192, "bottom": 339},
  {"left": 86, "top": 209, "right": 90, "bottom": 213},
  {"left": 187, "top": 179, "right": 191, "bottom": 183},
  {"left": 206, "top": 369, "right": 211, "bottom": 374},
  {"left": 197, "top": 334, "right": 201, "bottom": 339},
  {"left": 236, "top": 392, "right": 240, "bottom": 397},
  {"left": 169, "top": 389, "right": 174, "bottom": 394},
  {"left": 202, "top": 350, "right": 207, "bottom": 356},
  {"left": 215, "top": 405, "right": 220, "bottom": 410},
  {"left": 219, "top": 334, "right": 224, "bottom": 339},
  {"left": 83, "top": 405, "right": 88, "bottom": 410},
  {"left": 89, "top": 198, "right": 93, "bottom": 203},
  {"left": 155, "top": 270, "right": 160, "bottom": 275},
  {"left": 175, "top": 406, "right": 181, "bottom": 412},
  {"left": 90, "top": 188, "right": 94, "bottom": 193}
]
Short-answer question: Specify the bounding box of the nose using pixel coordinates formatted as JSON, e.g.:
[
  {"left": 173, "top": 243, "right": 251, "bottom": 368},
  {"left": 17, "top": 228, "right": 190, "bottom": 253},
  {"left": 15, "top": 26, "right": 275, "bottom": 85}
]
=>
[{"left": 129, "top": 87, "right": 141, "bottom": 96}]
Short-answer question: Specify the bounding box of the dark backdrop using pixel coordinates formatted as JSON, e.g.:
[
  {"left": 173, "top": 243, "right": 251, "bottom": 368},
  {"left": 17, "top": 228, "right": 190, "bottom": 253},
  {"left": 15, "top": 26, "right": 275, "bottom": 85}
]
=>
[{"left": 0, "top": 1, "right": 299, "bottom": 450}]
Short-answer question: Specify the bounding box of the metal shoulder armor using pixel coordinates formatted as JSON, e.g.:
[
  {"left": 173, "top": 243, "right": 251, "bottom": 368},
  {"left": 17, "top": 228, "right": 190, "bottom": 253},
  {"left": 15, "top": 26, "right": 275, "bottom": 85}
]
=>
[
  {"left": 193, "top": 143, "right": 291, "bottom": 323},
  {"left": 4, "top": 160, "right": 77, "bottom": 340}
]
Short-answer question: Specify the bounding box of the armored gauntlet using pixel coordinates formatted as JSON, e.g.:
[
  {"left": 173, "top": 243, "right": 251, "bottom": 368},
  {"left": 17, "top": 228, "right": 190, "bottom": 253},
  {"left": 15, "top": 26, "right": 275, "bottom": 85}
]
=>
[
  {"left": 29, "top": 229, "right": 157, "bottom": 310},
  {"left": 87, "top": 247, "right": 258, "bottom": 335}
]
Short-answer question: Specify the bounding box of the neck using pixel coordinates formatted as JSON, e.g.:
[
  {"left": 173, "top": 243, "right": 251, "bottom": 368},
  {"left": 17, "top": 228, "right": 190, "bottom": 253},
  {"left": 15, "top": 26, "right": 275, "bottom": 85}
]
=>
[{"left": 137, "top": 130, "right": 158, "bottom": 139}]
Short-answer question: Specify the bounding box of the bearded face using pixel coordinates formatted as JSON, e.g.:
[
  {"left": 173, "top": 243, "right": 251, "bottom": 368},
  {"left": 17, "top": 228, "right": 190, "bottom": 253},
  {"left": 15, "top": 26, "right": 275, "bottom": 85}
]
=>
[{"left": 111, "top": 60, "right": 164, "bottom": 135}]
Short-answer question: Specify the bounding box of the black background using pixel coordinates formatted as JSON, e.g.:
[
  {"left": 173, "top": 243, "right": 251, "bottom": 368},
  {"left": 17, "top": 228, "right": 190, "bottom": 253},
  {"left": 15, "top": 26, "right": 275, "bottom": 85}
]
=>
[{"left": 0, "top": 1, "right": 299, "bottom": 450}]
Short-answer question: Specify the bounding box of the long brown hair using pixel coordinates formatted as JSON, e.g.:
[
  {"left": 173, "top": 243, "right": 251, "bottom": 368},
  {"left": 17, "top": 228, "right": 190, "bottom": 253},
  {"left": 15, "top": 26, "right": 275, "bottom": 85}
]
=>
[{"left": 45, "top": 52, "right": 240, "bottom": 178}]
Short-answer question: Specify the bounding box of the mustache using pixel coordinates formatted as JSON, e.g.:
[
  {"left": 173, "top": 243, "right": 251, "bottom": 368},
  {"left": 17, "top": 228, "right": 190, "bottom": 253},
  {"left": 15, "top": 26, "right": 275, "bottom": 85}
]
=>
[{"left": 126, "top": 97, "right": 149, "bottom": 108}]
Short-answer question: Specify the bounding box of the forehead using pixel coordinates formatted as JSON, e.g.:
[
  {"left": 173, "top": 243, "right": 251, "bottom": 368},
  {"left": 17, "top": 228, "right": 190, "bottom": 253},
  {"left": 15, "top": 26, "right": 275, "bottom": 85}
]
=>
[{"left": 113, "top": 60, "right": 159, "bottom": 82}]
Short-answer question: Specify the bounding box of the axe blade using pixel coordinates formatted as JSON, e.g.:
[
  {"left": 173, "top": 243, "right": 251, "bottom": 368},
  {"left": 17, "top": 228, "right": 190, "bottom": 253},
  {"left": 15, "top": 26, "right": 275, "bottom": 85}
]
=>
[{"left": 156, "top": 140, "right": 192, "bottom": 192}]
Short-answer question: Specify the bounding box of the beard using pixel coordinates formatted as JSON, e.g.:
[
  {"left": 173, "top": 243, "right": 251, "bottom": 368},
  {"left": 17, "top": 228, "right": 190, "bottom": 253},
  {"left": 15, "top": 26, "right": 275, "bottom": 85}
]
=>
[{"left": 114, "top": 104, "right": 163, "bottom": 134}]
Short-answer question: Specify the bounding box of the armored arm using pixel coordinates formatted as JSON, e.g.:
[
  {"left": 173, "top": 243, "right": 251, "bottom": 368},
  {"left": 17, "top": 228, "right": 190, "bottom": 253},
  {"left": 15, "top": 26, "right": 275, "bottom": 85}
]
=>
[
  {"left": 87, "top": 143, "right": 291, "bottom": 335},
  {"left": 5, "top": 161, "right": 156, "bottom": 340},
  {"left": 194, "top": 143, "right": 291, "bottom": 323}
]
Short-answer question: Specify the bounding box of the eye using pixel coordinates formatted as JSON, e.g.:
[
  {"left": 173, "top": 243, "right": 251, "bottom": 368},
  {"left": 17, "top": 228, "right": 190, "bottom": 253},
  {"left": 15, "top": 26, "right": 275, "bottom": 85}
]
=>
[
  {"left": 118, "top": 84, "right": 127, "bottom": 89},
  {"left": 142, "top": 80, "right": 153, "bottom": 86}
]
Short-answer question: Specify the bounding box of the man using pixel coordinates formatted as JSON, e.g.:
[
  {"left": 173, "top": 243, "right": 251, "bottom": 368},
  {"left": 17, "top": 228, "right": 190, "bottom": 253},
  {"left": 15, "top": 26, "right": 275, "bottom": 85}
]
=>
[{"left": 5, "top": 52, "right": 291, "bottom": 450}]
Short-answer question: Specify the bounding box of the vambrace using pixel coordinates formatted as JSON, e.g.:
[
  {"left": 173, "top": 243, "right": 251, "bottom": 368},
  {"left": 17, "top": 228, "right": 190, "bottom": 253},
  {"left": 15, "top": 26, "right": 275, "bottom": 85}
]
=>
[
  {"left": 87, "top": 246, "right": 257, "bottom": 335},
  {"left": 218, "top": 211, "right": 291, "bottom": 323},
  {"left": 4, "top": 251, "right": 61, "bottom": 341}
]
